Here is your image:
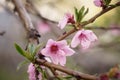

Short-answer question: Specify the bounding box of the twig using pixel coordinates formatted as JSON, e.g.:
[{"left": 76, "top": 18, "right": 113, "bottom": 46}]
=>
[
  {"left": 57, "top": 1, "right": 120, "bottom": 41},
  {"left": 12, "top": 0, "right": 34, "bottom": 31},
  {"left": 35, "top": 59, "right": 97, "bottom": 80},
  {"left": 26, "top": 0, "right": 57, "bottom": 24},
  {"left": 86, "top": 26, "right": 120, "bottom": 30},
  {"left": 12, "top": 0, "right": 40, "bottom": 43},
  {"left": 0, "top": 31, "right": 5, "bottom": 36}
]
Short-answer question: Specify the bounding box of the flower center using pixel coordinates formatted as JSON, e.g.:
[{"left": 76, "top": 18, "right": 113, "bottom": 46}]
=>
[
  {"left": 79, "top": 33, "right": 85, "bottom": 38},
  {"left": 50, "top": 45, "right": 58, "bottom": 53}
]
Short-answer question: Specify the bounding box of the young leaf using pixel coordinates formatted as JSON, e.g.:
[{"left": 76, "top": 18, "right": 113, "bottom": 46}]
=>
[
  {"left": 82, "top": 8, "right": 89, "bottom": 19},
  {"left": 14, "top": 43, "right": 26, "bottom": 57},
  {"left": 32, "top": 44, "right": 42, "bottom": 57},
  {"left": 74, "top": 7, "right": 79, "bottom": 22},
  {"left": 28, "top": 43, "right": 35, "bottom": 54},
  {"left": 17, "top": 60, "right": 29, "bottom": 70},
  {"left": 15, "top": 43, "right": 34, "bottom": 61},
  {"left": 104, "top": 0, "right": 111, "bottom": 6},
  {"left": 78, "top": 6, "right": 85, "bottom": 22}
]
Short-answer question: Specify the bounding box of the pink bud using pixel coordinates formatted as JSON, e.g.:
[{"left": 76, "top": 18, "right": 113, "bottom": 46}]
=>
[
  {"left": 94, "top": 0, "right": 102, "bottom": 7},
  {"left": 58, "top": 13, "right": 75, "bottom": 29}
]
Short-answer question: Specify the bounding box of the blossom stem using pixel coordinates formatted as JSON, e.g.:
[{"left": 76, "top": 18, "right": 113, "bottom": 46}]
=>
[{"left": 35, "top": 58, "right": 97, "bottom": 80}]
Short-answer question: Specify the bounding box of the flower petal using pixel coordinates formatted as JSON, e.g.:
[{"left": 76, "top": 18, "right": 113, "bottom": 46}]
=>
[
  {"left": 80, "top": 37, "right": 91, "bottom": 49},
  {"left": 71, "top": 30, "right": 82, "bottom": 48},
  {"left": 58, "top": 55, "right": 66, "bottom": 66},
  {"left": 94, "top": 0, "right": 102, "bottom": 7},
  {"left": 83, "top": 30, "right": 97, "bottom": 41},
  {"left": 41, "top": 47, "right": 51, "bottom": 57},
  {"left": 50, "top": 54, "right": 59, "bottom": 64},
  {"left": 58, "top": 16, "right": 68, "bottom": 29},
  {"left": 62, "top": 46, "right": 75, "bottom": 56},
  {"left": 46, "top": 39, "right": 56, "bottom": 48},
  {"left": 57, "top": 40, "right": 67, "bottom": 49}
]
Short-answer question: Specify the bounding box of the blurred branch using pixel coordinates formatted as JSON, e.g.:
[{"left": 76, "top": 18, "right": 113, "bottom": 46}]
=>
[
  {"left": 35, "top": 59, "right": 97, "bottom": 80},
  {"left": 0, "top": 31, "right": 5, "bottom": 36},
  {"left": 57, "top": 1, "right": 120, "bottom": 41},
  {"left": 86, "top": 26, "right": 120, "bottom": 30},
  {"left": 12, "top": 0, "right": 40, "bottom": 43},
  {"left": 26, "top": 0, "right": 57, "bottom": 24}
]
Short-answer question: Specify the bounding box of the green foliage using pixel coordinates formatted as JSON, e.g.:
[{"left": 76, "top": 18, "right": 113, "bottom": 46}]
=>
[
  {"left": 17, "top": 60, "right": 29, "bottom": 70},
  {"left": 14, "top": 43, "right": 28, "bottom": 58},
  {"left": 74, "top": 6, "right": 89, "bottom": 23},
  {"left": 14, "top": 43, "right": 41, "bottom": 62},
  {"left": 103, "top": 0, "right": 112, "bottom": 6}
]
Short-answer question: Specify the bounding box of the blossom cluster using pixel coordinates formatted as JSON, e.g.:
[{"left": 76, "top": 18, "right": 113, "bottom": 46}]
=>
[{"left": 41, "top": 12, "right": 98, "bottom": 66}]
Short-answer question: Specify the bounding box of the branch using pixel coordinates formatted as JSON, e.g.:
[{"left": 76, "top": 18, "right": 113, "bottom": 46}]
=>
[
  {"left": 12, "top": 0, "right": 40, "bottom": 43},
  {"left": 57, "top": 1, "right": 120, "bottom": 41},
  {"left": 26, "top": 0, "right": 57, "bottom": 24},
  {"left": 86, "top": 26, "right": 120, "bottom": 30},
  {"left": 0, "top": 31, "right": 5, "bottom": 36},
  {"left": 82, "top": 1, "right": 120, "bottom": 26},
  {"left": 35, "top": 59, "right": 97, "bottom": 80},
  {"left": 12, "top": 0, "right": 34, "bottom": 31}
]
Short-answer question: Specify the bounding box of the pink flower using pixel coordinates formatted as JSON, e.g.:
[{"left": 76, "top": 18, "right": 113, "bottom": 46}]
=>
[
  {"left": 58, "top": 13, "right": 75, "bottom": 29},
  {"left": 94, "top": 0, "right": 102, "bottom": 7},
  {"left": 71, "top": 29, "right": 97, "bottom": 49},
  {"left": 38, "top": 73, "right": 42, "bottom": 80},
  {"left": 41, "top": 39, "right": 75, "bottom": 66},
  {"left": 37, "top": 22, "right": 50, "bottom": 34},
  {"left": 27, "top": 63, "right": 42, "bottom": 80},
  {"left": 27, "top": 63, "right": 36, "bottom": 80}
]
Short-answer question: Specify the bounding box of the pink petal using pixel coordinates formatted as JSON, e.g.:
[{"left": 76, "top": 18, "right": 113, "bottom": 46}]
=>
[
  {"left": 80, "top": 37, "right": 91, "bottom": 49},
  {"left": 57, "top": 49, "right": 66, "bottom": 56},
  {"left": 94, "top": 0, "right": 102, "bottom": 7},
  {"left": 57, "top": 40, "right": 67, "bottom": 48},
  {"left": 46, "top": 39, "right": 56, "bottom": 48},
  {"left": 58, "top": 55, "right": 66, "bottom": 66},
  {"left": 50, "top": 54, "right": 59, "bottom": 64},
  {"left": 38, "top": 73, "right": 42, "bottom": 80},
  {"left": 58, "top": 16, "right": 68, "bottom": 29},
  {"left": 41, "top": 48, "right": 51, "bottom": 57},
  {"left": 63, "top": 46, "right": 75, "bottom": 56},
  {"left": 71, "top": 30, "right": 82, "bottom": 48},
  {"left": 83, "top": 30, "right": 97, "bottom": 41}
]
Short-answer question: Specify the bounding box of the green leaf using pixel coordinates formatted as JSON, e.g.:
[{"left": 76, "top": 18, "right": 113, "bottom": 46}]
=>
[
  {"left": 32, "top": 44, "right": 42, "bottom": 57},
  {"left": 82, "top": 8, "right": 89, "bottom": 21},
  {"left": 78, "top": 6, "right": 85, "bottom": 22},
  {"left": 74, "top": 7, "right": 79, "bottom": 22},
  {"left": 14, "top": 43, "right": 26, "bottom": 57},
  {"left": 104, "top": 0, "right": 112, "bottom": 5},
  {"left": 15, "top": 43, "right": 33, "bottom": 61},
  {"left": 28, "top": 43, "right": 35, "bottom": 54},
  {"left": 17, "top": 60, "right": 29, "bottom": 71}
]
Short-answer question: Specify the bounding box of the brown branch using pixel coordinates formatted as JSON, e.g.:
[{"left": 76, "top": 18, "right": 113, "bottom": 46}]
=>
[
  {"left": 12, "top": 0, "right": 40, "bottom": 43},
  {"left": 35, "top": 59, "right": 97, "bottom": 80},
  {"left": 82, "top": 1, "right": 120, "bottom": 26},
  {"left": 57, "top": 1, "right": 120, "bottom": 41},
  {"left": 12, "top": 0, "right": 34, "bottom": 32},
  {"left": 26, "top": 0, "right": 57, "bottom": 24},
  {"left": 86, "top": 26, "right": 120, "bottom": 30},
  {"left": 0, "top": 31, "right": 5, "bottom": 36}
]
